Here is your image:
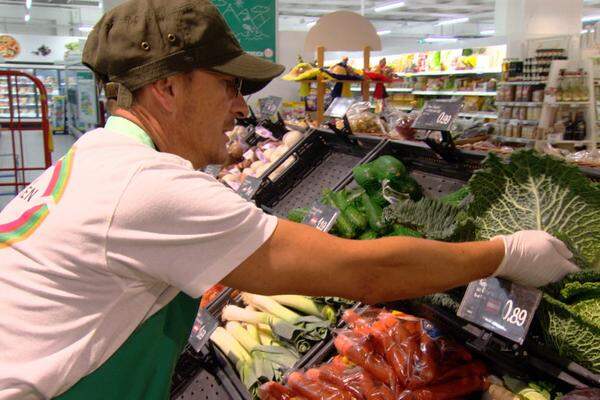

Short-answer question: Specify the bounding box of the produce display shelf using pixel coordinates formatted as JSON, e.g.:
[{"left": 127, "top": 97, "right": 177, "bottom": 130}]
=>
[
  {"left": 498, "top": 81, "right": 548, "bottom": 85},
  {"left": 412, "top": 90, "right": 497, "bottom": 96},
  {"left": 397, "top": 69, "right": 501, "bottom": 77},
  {"left": 492, "top": 135, "right": 535, "bottom": 144},
  {"left": 497, "top": 118, "right": 539, "bottom": 125},
  {"left": 496, "top": 101, "right": 544, "bottom": 106},
  {"left": 350, "top": 87, "right": 413, "bottom": 93},
  {"left": 254, "top": 129, "right": 385, "bottom": 218},
  {"left": 458, "top": 112, "right": 498, "bottom": 119},
  {"left": 547, "top": 101, "right": 590, "bottom": 107}
]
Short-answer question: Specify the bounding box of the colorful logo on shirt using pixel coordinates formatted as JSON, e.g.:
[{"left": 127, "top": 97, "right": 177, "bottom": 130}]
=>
[{"left": 0, "top": 148, "right": 75, "bottom": 249}]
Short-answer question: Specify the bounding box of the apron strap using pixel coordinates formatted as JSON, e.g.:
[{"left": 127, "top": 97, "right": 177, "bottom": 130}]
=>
[{"left": 54, "top": 292, "right": 199, "bottom": 400}]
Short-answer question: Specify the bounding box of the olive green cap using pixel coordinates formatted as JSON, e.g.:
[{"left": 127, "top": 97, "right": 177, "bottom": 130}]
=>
[{"left": 82, "top": 0, "right": 284, "bottom": 107}]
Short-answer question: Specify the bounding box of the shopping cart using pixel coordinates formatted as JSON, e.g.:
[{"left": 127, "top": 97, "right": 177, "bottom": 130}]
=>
[{"left": 0, "top": 70, "right": 52, "bottom": 201}]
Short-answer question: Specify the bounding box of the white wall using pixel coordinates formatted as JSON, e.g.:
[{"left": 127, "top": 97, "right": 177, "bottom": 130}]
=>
[
  {"left": 0, "top": 33, "right": 83, "bottom": 64},
  {"left": 252, "top": 30, "right": 309, "bottom": 103}
]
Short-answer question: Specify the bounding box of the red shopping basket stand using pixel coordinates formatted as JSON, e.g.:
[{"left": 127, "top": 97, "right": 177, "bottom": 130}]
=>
[{"left": 0, "top": 69, "right": 52, "bottom": 199}]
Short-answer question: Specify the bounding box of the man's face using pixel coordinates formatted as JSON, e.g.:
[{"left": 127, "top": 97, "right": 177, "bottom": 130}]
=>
[{"left": 173, "top": 69, "right": 248, "bottom": 167}]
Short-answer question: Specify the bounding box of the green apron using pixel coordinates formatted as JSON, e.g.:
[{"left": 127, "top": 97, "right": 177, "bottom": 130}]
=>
[
  {"left": 55, "top": 292, "right": 199, "bottom": 399},
  {"left": 55, "top": 117, "right": 200, "bottom": 399}
]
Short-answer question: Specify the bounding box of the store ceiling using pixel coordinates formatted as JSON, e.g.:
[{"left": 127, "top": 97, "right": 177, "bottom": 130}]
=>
[{"left": 1, "top": 0, "right": 600, "bottom": 38}]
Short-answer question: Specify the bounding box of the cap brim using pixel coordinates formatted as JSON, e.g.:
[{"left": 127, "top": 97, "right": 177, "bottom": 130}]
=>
[{"left": 211, "top": 53, "right": 285, "bottom": 95}]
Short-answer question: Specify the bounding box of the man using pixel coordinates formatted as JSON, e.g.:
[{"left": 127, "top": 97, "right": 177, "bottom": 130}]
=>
[{"left": 0, "top": 0, "right": 577, "bottom": 399}]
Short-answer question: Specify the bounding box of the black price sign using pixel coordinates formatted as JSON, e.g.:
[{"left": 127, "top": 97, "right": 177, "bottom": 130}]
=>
[
  {"left": 457, "top": 278, "right": 542, "bottom": 345},
  {"left": 412, "top": 100, "right": 462, "bottom": 131},
  {"left": 302, "top": 202, "right": 339, "bottom": 232},
  {"left": 237, "top": 176, "right": 261, "bottom": 201},
  {"left": 189, "top": 309, "right": 219, "bottom": 352},
  {"left": 324, "top": 98, "right": 356, "bottom": 118},
  {"left": 204, "top": 164, "right": 222, "bottom": 178},
  {"left": 259, "top": 96, "right": 283, "bottom": 119}
]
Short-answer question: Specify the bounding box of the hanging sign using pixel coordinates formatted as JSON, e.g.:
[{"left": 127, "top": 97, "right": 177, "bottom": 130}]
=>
[{"left": 412, "top": 99, "right": 462, "bottom": 131}]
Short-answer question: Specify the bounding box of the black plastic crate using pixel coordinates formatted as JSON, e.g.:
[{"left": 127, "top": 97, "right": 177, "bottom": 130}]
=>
[{"left": 254, "top": 129, "right": 385, "bottom": 218}]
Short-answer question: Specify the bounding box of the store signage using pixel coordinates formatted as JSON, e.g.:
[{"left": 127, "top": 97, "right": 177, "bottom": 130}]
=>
[
  {"left": 325, "top": 98, "right": 356, "bottom": 118},
  {"left": 215, "top": 0, "right": 276, "bottom": 62},
  {"left": 0, "top": 35, "right": 21, "bottom": 59},
  {"left": 189, "top": 309, "right": 219, "bottom": 352},
  {"left": 259, "top": 96, "right": 283, "bottom": 119},
  {"left": 237, "top": 176, "right": 262, "bottom": 201},
  {"left": 457, "top": 277, "right": 542, "bottom": 345},
  {"left": 412, "top": 99, "right": 462, "bottom": 131},
  {"left": 204, "top": 164, "right": 222, "bottom": 178},
  {"left": 302, "top": 202, "right": 339, "bottom": 232}
]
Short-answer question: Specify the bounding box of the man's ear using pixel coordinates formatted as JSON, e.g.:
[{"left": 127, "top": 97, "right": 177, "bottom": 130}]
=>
[{"left": 147, "top": 77, "right": 177, "bottom": 112}]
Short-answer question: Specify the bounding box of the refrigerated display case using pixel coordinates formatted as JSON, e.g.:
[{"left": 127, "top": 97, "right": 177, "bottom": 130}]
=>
[
  {"left": 64, "top": 65, "right": 100, "bottom": 137},
  {"left": 0, "top": 65, "right": 67, "bottom": 133}
]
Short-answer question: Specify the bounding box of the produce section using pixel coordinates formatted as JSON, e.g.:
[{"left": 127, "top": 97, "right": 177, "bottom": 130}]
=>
[{"left": 173, "top": 120, "right": 600, "bottom": 399}]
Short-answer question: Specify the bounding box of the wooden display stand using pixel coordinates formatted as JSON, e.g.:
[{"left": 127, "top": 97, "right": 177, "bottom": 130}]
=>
[{"left": 314, "top": 45, "right": 372, "bottom": 124}]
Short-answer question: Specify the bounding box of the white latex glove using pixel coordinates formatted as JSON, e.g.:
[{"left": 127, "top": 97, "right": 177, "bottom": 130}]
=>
[{"left": 492, "top": 230, "right": 579, "bottom": 287}]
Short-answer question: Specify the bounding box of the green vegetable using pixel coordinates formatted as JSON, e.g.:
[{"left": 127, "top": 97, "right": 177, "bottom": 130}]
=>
[
  {"left": 390, "top": 225, "right": 423, "bottom": 238},
  {"left": 468, "top": 150, "right": 600, "bottom": 267},
  {"left": 322, "top": 189, "right": 357, "bottom": 238},
  {"left": 352, "top": 162, "right": 379, "bottom": 193},
  {"left": 371, "top": 155, "right": 407, "bottom": 182},
  {"left": 359, "top": 231, "right": 378, "bottom": 240},
  {"left": 390, "top": 176, "right": 423, "bottom": 201},
  {"left": 369, "top": 191, "right": 389, "bottom": 208},
  {"left": 210, "top": 327, "right": 255, "bottom": 389},
  {"left": 360, "top": 192, "right": 387, "bottom": 233},
  {"left": 467, "top": 150, "right": 600, "bottom": 372},
  {"left": 331, "top": 190, "right": 351, "bottom": 210},
  {"left": 269, "top": 295, "right": 336, "bottom": 323},
  {"left": 383, "top": 197, "right": 470, "bottom": 241},
  {"left": 332, "top": 189, "right": 368, "bottom": 231},
  {"left": 287, "top": 207, "right": 309, "bottom": 223},
  {"left": 440, "top": 186, "right": 470, "bottom": 207}
]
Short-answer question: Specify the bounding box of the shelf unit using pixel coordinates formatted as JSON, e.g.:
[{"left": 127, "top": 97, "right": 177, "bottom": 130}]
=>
[
  {"left": 412, "top": 90, "right": 496, "bottom": 96},
  {"left": 396, "top": 69, "right": 501, "bottom": 77},
  {"left": 497, "top": 118, "right": 539, "bottom": 125},
  {"left": 498, "top": 81, "right": 548, "bottom": 85},
  {"left": 496, "top": 101, "right": 544, "bottom": 106}
]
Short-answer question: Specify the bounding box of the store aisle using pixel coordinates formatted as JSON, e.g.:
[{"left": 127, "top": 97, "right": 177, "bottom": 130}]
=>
[{"left": 0, "top": 132, "right": 76, "bottom": 211}]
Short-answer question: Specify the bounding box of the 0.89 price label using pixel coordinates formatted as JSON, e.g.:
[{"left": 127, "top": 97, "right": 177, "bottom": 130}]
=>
[{"left": 457, "top": 278, "right": 542, "bottom": 345}]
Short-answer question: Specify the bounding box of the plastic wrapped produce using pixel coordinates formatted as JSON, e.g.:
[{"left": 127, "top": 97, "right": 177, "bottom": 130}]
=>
[{"left": 345, "top": 102, "right": 387, "bottom": 135}]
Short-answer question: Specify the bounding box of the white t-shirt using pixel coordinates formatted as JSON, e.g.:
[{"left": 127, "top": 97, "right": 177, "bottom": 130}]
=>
[{"left": 0, "top": 119, "right": 278, "bottom": 399}]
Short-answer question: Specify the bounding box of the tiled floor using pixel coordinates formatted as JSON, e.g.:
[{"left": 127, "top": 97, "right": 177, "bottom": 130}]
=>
[{"left": 0, "top": 132, "right": 76, "bottom": 210}]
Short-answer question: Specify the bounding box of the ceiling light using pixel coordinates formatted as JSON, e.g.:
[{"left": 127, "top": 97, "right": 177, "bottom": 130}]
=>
[
  {"left": 422, "top": 36, "right": 459, "bottom": 43},
  {"left": 79, "top": 26, "right": 93, "bottom": 32},
  {"left": 307, "top": 20, "right": 317, "bottom": 28},
  {"left": 436, "top": 17, "right": 469, "bottom": 26},
  {"left": 582, "top": 28, "right": 596, "bottom": 34},
  {"left": 374, "top": 1, "right": 405, "bottom": 12},
  {"left": 24, "top": 13, "right": 30, "bottom": 22},
  {"left": 25, "top": 0, "right": 32, "bottom": 9},
  {"left": 98, "top": 0, "right": 103, "bottom": 8},
  {"left": 582, "top": 15, "right": 600, "bottom": 22},
  {"left": 480, "top": 29, "right": 495, "bottom": 35},
  {"left": 377, "top": 30, "right": 392, "bottom": 36}
]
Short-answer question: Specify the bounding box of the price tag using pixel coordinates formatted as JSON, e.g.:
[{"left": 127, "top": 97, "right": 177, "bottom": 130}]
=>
[
  {"left": 204, "top": 164, "right": 222, "bottom": 178},
  {"left": 412, "top": 99, "right": 462, "bottom": 131},
  {"left": 457, "top": 278, "right": 542, "bottom": 345},
  {"left": 188, "top": 309, "right": 219, "bottom": 352},
  {"left": 325, "top": 97, "right": 356, "bottom": 118},
  {"left": 302, "top": 202, "right": 339, "bottom": 232},
  {"left": 259, "top": 96, "right": 283, "bottom": 119},
  {"left": 237, "top": 176, "right": 261, "bottom": 201}
]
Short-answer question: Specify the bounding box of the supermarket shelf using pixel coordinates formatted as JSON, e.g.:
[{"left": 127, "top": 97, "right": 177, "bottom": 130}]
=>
[
  {"left": 397, "top": 69, "right": 501, "bottom": 77},
  {"left": 547, "top": 101, "right": 590, "bottom": 107},
  {"left": 497, "top": 118, "right": 539, "bottom": 125},
  {"left": 412, "top": 90, "right": 497, "bottom": 96},
  {"left": 0, "top": 93, "right": 36, "bottom": 96},
  {"left": 498, "top": 81, "right": 547, "bottom": 85},
  {"left": 547, "top": 139, "right": 594, "bottom": 144},
  {"left": 350, "top": 86, "right": 413, "bottom": 93},
  {"left": 458, "top": 112, "right": 498, "bottom": 119},
  {"left": 492, "top": 135, "right": 535, "bottom": 144},
  {"left": 496, "top": 101, "right": 544, "bottom": 106}
]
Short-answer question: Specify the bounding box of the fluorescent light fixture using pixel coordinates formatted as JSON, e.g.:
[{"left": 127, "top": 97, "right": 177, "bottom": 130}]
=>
[
  {"left": 25, "top": 0, "right": 32, "bottom": 9},
  {"left": 374, "top": 1, "right": 405, "bottom": 12},
  {"left": 480, "top": 29, "right": 495, "bottom": 35},
  {"left": 98, "top": 0, "right": 103, "bottom": 8},
  {"left": 423, "top": 37, "right": 458, "bottom": 43},
  {"left": 24, "top": 13, "right": 30, "bottom": 22},
  {"left": 79, "top": 26, "right": 94, "bottom": 32},
  {"left": 306, "top": 20, "right": 317, "bottom": 28},
  {"left": 582, "top": 15, "right": 600, "bottom": 22},
  {"left": 436, "top": 17, "right": 469, "bottom": 26},
  {"left": 377, "top": 30, "right": 392, "bottom": 36},
  {"left": 582, "top": 29, "right": 596, "bottom": 34}
]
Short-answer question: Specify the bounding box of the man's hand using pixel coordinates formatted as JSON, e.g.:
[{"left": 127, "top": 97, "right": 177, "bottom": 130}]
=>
[{"left": 492, "top": 231, "right": 579, "bottom": 287}]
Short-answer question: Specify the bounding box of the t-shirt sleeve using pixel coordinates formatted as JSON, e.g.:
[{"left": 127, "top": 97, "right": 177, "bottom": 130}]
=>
[{"left": 105, "top": 159, "right": 278, "bottom": 298}]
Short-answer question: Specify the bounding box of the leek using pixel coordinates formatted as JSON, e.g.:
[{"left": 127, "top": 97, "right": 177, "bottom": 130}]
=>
[{"left": 270, "top": 294, "right": 338, "bottom": 323}]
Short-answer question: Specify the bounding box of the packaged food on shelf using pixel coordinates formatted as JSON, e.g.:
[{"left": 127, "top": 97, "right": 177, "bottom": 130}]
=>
[{"left": 345, "top": 101, "right": 388, "bottom": 136}]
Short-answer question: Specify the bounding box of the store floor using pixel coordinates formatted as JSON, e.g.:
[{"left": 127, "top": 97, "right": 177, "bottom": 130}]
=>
[{"left": 0, "top": 132, "right": 76, "bottom": 210}]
